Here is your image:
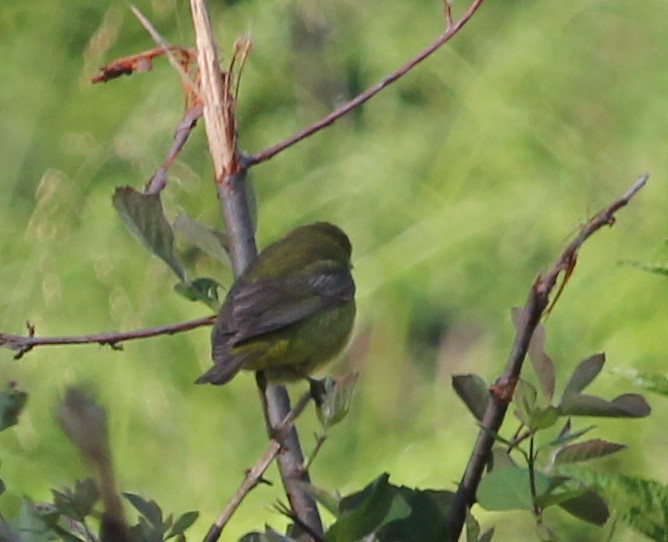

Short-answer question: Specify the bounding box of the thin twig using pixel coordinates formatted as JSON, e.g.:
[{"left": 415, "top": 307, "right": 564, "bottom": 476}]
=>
[
  {"left": 0, "top": 315, "right": 215, "bottom": 359},
  {"left": 202, "top": 392, "right": 313, "bottom": 542},
  {"left": 130, "top": 5, "right": 201, "bottom": 101},
  {"left": 246, "top": 0, "right": 485, "bottom": 167},
  {"left": 448, "top": 174, "right": 649, "bottom": 539}
]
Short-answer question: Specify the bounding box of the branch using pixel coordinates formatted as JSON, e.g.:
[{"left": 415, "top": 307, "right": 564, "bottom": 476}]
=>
[
  {"left": 188, "top": 0, "right": 323, "bottom": 537},
  {"left": 0, "top": 315, "right": 215, "bottom": 359},
  {"left": 202, "top": 392, "right": 313, "bottom": 542},
  {"left": 246, "top": 0, "right": 485, "bottom": 167},
  {"left": 447, "top": 173, "right": 649, "bottom": 539}
]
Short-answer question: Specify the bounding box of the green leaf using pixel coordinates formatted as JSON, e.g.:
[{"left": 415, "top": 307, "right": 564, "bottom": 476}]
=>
[
  {"left": 123, "top": 493, "right": 163, "bottom": 529},
  {"left": 562, "top": 353, "right": 605, "bottom": 397},
  {"left": 166, "top": 511, "right": 198, "bottom": 539},
  {"left": 113, "top": 186, "right": 185, "bottom": 281},
  {"left": 554, "top": 439, "right": 626, "bottom": 464},
  {"left": 477, "top": 467, "right": 553, "bottom": 511},
  {"left": 560, "top": 469, "right": 668, "bottom": 540},
  {"left": 452, "top": 374, "right": 489, "bottom": 421},
  {"left": 548, "top": 421, "right": 595, "bottom": 448},
  {"left": 559, "top": 393, "right": 651, "bottom": 418},
  {"left": 558, "top": 489, "right": 609, "bottom": 526},
  {"left": 0, "top": 385, "right": 27, "bottom": 431},
  {"left": 325, "top": 473, "right": 396, "bottom": 541},
  {"left": 315, "top": 372, "right": 359, "bottom": 428},
  {"left": 513, "top": 379, "right": 537, "bottom": 426},
  {"left": 299, "top": 483, "right": 341, "bottom": 517},
  {"left": 529, "top": 405, "right": 560, "bottom": 431},
  {"left": 173, "top": 214, "right": 230, "bottom": 265},
  {"left": 173, "top": 277, "right": 221, "bottom": 309},
  {"left": 376, "top": 488, "right": 454, "bottom": 542},
  {"left": 52, "top": 478, "right": 99, "bottom": 519}
]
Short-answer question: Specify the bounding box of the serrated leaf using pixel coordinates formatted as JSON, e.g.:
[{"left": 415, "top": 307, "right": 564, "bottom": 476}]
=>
[
  {"left": 562, "top": 353, "right": 605, "bottom": 397},
  {"left": 558, "top": 489, "right": 609, "bottom": 526},
  {"left": 173, "top": 214, "right": 230, "bottom": 265},
  {"left": 0, "top": 386, "right": 27, "bottom": 431},
  {"left": 452, "top": 374, "right": 489, "bottom": 421},
  {"left": 113, "top": 186, "right": 185, "bottom": 281},
  {"left": 554, "top": 439, "right": 626, "bottom": 464},
  {"left": 477, "top": 468, "right": 553, "bottom": 511},
  {"left": 559, "top": 393, "right": 650, "bottom": 418},
  {"left": 316, "top": 373, "right": 359, "bottom": 428},
  {"left": 512, "top": 309, "right": 555, "bottom": 400}
]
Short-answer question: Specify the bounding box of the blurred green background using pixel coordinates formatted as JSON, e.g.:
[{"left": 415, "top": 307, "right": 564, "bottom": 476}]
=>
[{"left": 1, "top": 0, "right": 667, "bottom": 539}]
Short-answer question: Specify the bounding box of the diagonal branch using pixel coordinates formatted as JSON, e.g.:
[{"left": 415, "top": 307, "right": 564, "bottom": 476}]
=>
[
  {"left": 0, "top": 315, "right": 215, "bottom": 359},
  {"left": 447, "top": 173, "right": 649, "bottom": 539},
  {"left": 247, "top": 0, "right": 485, "bottom": 167}
]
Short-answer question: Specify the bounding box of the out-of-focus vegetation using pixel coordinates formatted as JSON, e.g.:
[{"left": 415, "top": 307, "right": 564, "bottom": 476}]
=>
[{"left": 1, "top": 0, "right": 667, "bottom": 539}]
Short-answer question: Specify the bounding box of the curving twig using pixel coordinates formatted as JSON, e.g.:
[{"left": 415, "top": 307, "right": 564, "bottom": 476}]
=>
[
  {"left": 0, "top": 315, "right": 215, "bottom": 359},
  {"left": 447, "top": 173, "right": 649, "bottom": 539},
  {"left": 202, "top": 391, "right": 313, "bottom": 542},
  {"left": 247, "top": 0, "right": 485, "bottom": 167}
]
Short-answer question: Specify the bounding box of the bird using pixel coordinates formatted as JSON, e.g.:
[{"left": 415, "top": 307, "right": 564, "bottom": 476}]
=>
[{"left": 196, "top": 221, "right": 356, "bottom": 385}]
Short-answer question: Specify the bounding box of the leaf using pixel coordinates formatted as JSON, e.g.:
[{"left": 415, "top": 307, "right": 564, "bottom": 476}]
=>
[
  {"left": 477, "top": 467, "right": 553, "bottom": 511},
  {"left": 52, "top": 478, "right": 99, "bottom": 519},
  {"left": 513, "top": 379, "right": 537, "bottom": 426},
  {"left": 512, "top": 309, "right": 555, "bottom": 400},
  {"left": 562, "top": 353, "right": 605, "bottom": 397},
  {"left": 173, "top": 214, "right": 230, "bottom": 265},
  {"left": 554, "top": 439, "right": 626, "bottom": 464},
  {"left": 123, "top": 493, "right": 163, "bottom": 528},
  {"left": 529, "top": 405, "right": 560, "bottom": 431},
  {"left": 326, "top": 473, "right": 396, "bottom": 541},
  {"left": 559, "top": 393, "right": 651, "bottom": 418},
  {"left": 299, "top": 483, "right": 341, "bottom": 517},
  {"left": 452, "top": 374, "right": 489, "bottom": 421},
  {"left": 376, "top": 488, "right": 454, "bottom": 542},
  {"left": 548, "top": 422, "right": 595, "bottom": 448},
  {"left": 173, "top": 277, "right": 221, "bottom": 309},
  {"left": 315, "top": 373, "right": 359, "bottom": 428},
  {"left": 166, "top": 511, "right": 198, "bottom": 539},
  {"left": 560, "top": 468, "right": 668, "bottom": 540},
  {"left": 113, "top": 186, "right": 185, "bottom": 281},
  {"left": 0, "top": 385, "right": 27, "bottom": 431},
  {"left": 558, "top": 489, "right": 609, "bottom": 526}
]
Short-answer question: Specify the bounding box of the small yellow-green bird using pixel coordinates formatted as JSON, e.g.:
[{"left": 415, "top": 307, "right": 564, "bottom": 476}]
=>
[{"left": 196, "top": 222, "right": 356, "bottom": 385}]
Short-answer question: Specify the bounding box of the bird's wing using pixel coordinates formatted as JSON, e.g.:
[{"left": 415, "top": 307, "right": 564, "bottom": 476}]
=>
[{"left": 228, "top": 260, "right": 355, "bottom": 344}]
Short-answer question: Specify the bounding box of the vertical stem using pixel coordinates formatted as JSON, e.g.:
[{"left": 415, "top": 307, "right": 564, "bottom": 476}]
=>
[{"left": 190, "top": 1, "right": 323, "bottom": 536}]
